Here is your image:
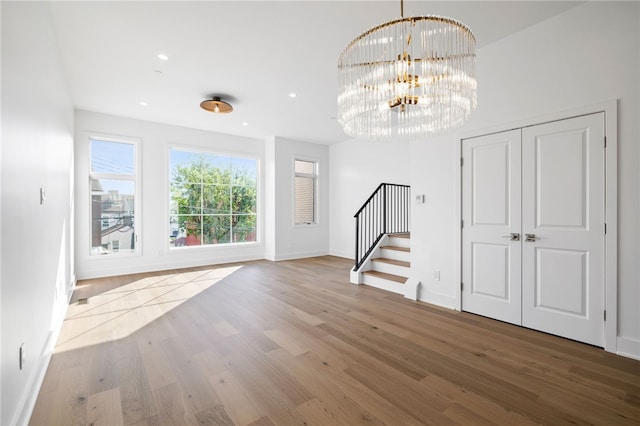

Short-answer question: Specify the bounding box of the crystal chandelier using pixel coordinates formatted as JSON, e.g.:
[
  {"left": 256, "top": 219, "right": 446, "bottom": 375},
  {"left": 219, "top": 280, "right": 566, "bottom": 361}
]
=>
[{"left": 337, "top": 1, "right": 477, "bottom": 140}]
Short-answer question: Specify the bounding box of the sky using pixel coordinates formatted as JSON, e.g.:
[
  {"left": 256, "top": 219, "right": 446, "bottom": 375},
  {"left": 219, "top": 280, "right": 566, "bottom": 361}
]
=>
[{"left": 90, "top": 139, "right": 258, "bottom": 196}]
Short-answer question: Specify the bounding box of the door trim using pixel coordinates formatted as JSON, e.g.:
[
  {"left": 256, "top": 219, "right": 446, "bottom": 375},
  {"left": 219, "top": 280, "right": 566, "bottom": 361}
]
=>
[{"left": 453, "top": 100, "right": 618, "bottom": 353}]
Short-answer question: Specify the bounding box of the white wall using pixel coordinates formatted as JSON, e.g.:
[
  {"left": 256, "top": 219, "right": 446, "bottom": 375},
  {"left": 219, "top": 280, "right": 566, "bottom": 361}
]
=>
[
  {"left": 1, "top": 2, "right": 75, "bottom": 424},
  {"left": 329, "top": 139, "right": 411, "bottom": 259},
  {"left": 410, "top": 1, "right": 640, "bottom": 356},
  {"left": 265, "top": 136, "right": 330, "bottom": 260},
  {"left": 264, "top": 137, "right": 277, "bottom": 260},
  {"left": 1, "top": 4, "right": 4, "bottom": 423},
  {"left": 75, "top": 110, "right": 266, "bottom": 279},
  {"left": 408, "top": 133, "right": 459, "bottom": 308}
]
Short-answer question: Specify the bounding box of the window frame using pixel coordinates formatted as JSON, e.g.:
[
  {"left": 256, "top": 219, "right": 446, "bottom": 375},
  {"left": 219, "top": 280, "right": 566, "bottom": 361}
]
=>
[
  {"left": 167, "top": 145, "right": 260, "bottom": 250},
  {"left": 87, "top": 133, "right": 141, "bottom": 257},
  {"left": 293, "top": 157, "right": 319, "bottom": 226}
]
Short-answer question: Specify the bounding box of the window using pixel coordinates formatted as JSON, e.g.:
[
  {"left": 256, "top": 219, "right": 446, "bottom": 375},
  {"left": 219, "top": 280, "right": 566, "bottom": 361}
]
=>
[
  {"left": 294, "top": 159, "right": 317, "bottom": 225},
  {"left": 89, "top": 137, "right": 138, "bottom": 255},
  {"left": 169, "top": 148, "right": 257, "bottom": 247}
]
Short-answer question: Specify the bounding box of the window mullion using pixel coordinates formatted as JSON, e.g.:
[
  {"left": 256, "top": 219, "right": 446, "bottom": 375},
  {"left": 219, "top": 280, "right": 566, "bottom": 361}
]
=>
[{"left": 91, "top": 173, "right": 136, "bottom": 181}]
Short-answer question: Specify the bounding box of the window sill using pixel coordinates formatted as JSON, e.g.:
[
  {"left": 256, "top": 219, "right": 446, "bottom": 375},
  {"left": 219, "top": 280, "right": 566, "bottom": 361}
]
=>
[
  {"left": 294, "top": 222, "right": 320, "bottom": 228},
  {"left": 168, "top": 241, "right": 260, "bottom": 251}
]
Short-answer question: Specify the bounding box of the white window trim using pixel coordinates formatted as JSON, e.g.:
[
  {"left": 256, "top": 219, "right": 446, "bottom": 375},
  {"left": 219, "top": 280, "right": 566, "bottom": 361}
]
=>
[
  {"left": 293, "top": 156, "right": 319, "bottom": 227},
  {"left": 87, "top": 133, "right": 142, "bottom": 258},
  {"left": 167, "top": 144, "right": 260, "bottom": 250}
]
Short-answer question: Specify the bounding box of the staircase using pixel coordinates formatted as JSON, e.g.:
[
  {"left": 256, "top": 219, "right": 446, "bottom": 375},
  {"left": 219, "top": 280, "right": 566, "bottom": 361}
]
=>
[
  {"left": 350, "top": 183, "right": 414, "bottom": 297},
  {"left": 361, "top": 233, "right": 410, "bottom": 294}
]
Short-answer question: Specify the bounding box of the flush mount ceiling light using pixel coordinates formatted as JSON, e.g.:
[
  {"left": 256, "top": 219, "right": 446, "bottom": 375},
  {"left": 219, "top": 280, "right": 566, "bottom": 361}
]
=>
[
  {"left": 200, "top": 97, "right": 233, "bottom": 114},
  {"left": 337, "top": 0, "right": 477, "bottom": 140}
]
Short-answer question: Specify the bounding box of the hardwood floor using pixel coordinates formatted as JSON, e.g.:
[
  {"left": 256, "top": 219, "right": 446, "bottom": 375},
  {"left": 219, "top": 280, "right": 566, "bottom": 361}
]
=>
[{"left": 31, "top": 256, "right": 639, "bottom": 425}]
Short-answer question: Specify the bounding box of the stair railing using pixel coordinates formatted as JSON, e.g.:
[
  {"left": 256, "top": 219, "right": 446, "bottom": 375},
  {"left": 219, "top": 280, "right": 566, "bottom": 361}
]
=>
[{"left": 354, "top": 183, "right": 410, "bottom": 270}]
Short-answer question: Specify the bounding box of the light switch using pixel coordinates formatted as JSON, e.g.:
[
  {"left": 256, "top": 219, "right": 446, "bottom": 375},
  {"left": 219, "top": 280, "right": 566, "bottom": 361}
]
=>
[{"left": 415, "top": 194, "right": 425, "bottom": 204}]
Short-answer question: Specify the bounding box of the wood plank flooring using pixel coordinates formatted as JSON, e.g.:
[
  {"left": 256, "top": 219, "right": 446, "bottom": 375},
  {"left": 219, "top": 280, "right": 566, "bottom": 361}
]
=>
[{"left": 31, "top": 256, "right": 640, "bottom": 425}]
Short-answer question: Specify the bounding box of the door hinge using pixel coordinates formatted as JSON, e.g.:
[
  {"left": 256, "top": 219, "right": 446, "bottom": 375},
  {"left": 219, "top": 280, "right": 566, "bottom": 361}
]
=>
[
  {"left": 461, "top": 220, "right": 464, "bottom": 229},
  {"left": 461, "top": 157, "right": 464, "bottom": 167},
  {"left": 604, "top": 310, "right": 607, "bottom": 321},
  {"left": 460, "top": 282, "right": 464, "bottom": 291},
  {"left": 604, "top": 136, "right": 607, "bottom": 148},
  {"left": 604, "top": 223, "right": 607, "bottom": 234}
]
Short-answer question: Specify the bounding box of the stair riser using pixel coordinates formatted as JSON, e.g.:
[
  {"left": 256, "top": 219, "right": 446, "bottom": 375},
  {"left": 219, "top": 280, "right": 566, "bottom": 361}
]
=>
[
  {"left": 379, "top": 248, "right": 410, "bottom": 262},
  {"left": 388, "top": 236, "right": 410, "bottom": 249},
  {"left": 362, "top": 275, "right": 405, "bottom": 294},
  {"left": 372, "top": 262, "right": 410, "bottom": 277}
]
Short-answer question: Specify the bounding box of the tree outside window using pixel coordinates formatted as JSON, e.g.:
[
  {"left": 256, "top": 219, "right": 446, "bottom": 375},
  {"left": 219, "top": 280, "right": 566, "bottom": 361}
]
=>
[{"left": 169, "top": 149, "right": 257, "bottom": 247}]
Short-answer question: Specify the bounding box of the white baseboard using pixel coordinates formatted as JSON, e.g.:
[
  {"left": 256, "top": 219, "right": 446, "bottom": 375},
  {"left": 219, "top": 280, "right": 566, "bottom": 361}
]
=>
[
  {"left": 328, "top": 249, "right": 353, "bottom": 260},
  {"left": 418, "top": 288, "right": 456, "bottom": 310},
  {"left": 271, "top": 250, "right": 329, "bottom": 261},
  {"left": 11, "top": 278, "right": 74, "bottom": 426},
  {"left": 616, "top": 336, "right": 640, "bottom": 360}
]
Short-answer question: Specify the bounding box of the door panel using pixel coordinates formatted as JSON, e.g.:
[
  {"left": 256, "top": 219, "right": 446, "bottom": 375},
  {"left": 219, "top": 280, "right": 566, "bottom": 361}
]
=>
[
  {"left": 522, "top": 113, "right": 605, "bottom": 346},
  {"left": 462, "top": 130, "right": 522, "bottom": 325},
  {"left": 471, "top": 243, "right": 510, "bottom": 300},
  {"left": 472, "top": 143, "right": 511, "bottom": 225},
  {"left": 535, "top": 129, "right": 587, "bottom": 228},
  {"left": 534, "top": 248, "right": 587, "bottom": 316}
]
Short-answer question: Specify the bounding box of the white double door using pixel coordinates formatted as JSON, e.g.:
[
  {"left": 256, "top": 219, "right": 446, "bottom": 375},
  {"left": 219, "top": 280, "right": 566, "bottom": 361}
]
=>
[{"left": 462, "top": 113, "right": 605, "bottom": 347}]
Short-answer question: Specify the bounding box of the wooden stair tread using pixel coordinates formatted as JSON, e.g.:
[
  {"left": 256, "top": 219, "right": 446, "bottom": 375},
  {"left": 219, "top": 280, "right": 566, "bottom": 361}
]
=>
[
  {"left": 380, "top": 245, "right": 410, "bottom": 252},
  {"left": 362, "top": 270, "right": 408, "bottom": 284},
  {"left": 371, "top": 258, "right": 410, "bottom": 268},
  {"left": 388, "top": 233, "right": 410, "bottom": 239}
]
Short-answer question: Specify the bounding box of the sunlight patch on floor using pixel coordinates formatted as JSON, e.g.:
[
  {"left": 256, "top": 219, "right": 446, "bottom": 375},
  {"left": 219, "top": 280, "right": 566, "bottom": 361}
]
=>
[{"left": 54, "top": 265, "right": 243, "bottom": 352}]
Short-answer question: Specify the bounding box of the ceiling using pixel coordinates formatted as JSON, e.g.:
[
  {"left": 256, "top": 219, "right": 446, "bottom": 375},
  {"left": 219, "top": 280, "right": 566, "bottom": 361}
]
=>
[{"left": 49, "top": 1, "right": 583, "bottom": 145}]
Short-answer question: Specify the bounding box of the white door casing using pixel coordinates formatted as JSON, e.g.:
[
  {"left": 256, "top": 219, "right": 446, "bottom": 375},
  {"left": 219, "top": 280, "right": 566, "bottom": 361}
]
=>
[
  {"left": 462, "top": 129, "right": 522, "bottom": 325},
  {"left": 521, "top": 113, "right": 605, "bottom": 346}
]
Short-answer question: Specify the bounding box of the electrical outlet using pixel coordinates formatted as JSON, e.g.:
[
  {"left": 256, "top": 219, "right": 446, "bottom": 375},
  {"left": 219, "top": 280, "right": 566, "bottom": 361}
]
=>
[
  {"left": 19, "top": 344, "right": 25, "bottom": 370},
  {"left": 434, "top": 270, "right": 440, "bottom": 281}
]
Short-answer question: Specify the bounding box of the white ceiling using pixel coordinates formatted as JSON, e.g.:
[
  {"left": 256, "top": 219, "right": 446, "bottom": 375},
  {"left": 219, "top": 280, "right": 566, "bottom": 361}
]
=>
[{"left": 49, "top": 1, "right": 583, "bottom": 145}]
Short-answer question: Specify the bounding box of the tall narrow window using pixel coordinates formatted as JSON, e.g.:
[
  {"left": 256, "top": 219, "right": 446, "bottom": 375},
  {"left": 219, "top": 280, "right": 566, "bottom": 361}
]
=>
[
  {"left": 89, "top": 137, "right": 138, "bottom": 255},
  {"left": 169, "top": 148, "right": 258, "bottom": 247},
  {"left": 294, "top": 159, "right": 317, "bottom": 225}
]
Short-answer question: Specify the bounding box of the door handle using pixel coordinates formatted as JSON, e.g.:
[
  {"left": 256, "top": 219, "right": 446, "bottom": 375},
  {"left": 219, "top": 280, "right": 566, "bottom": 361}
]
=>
[
  {"left": 502, "top": 233, "right": 520, "bottom": 241},
  {"left": 525, "top": 233, "right": 539, "bottom": 242}
]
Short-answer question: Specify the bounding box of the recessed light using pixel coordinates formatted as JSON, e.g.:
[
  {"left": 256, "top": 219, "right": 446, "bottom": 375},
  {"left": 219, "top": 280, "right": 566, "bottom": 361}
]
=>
[
  {"left": 289, "top": 92, "right": 297, "bottom": 98},
  {"left": 157, "top": 54, "right": 168, "bottom": 61},
  {"left": 140, "top": 102, "right": 148, "bottom": 107},
  {"left": 242, "top": 122, "right": 249, "bottom": 126}
]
